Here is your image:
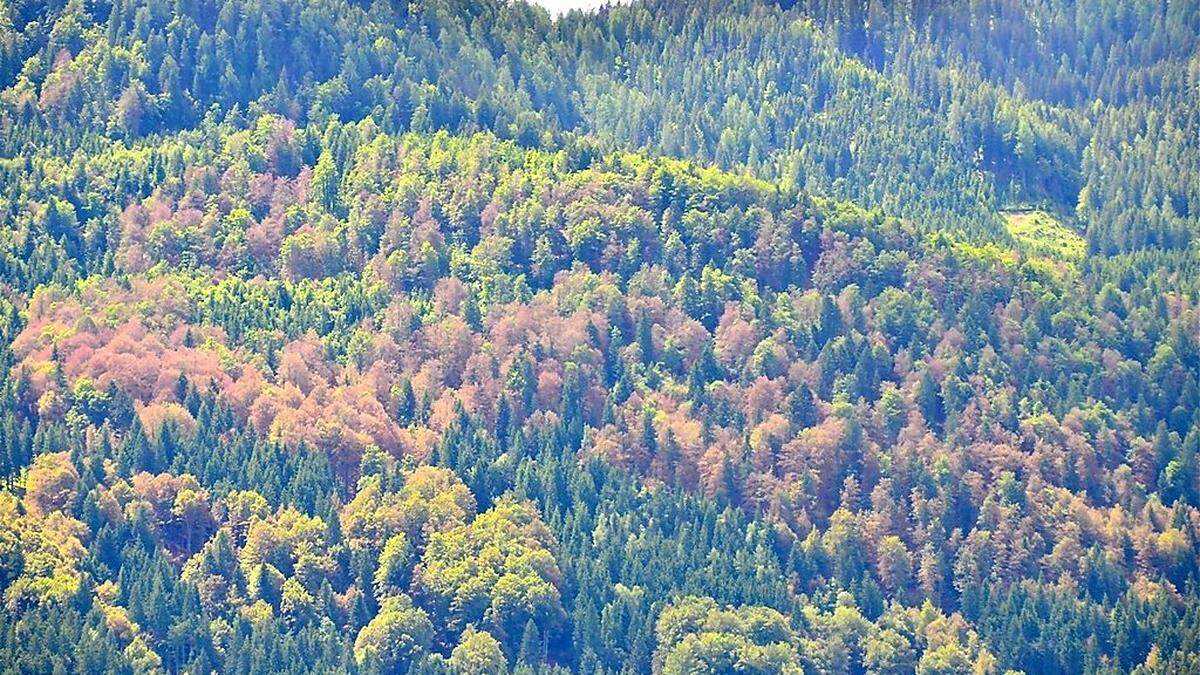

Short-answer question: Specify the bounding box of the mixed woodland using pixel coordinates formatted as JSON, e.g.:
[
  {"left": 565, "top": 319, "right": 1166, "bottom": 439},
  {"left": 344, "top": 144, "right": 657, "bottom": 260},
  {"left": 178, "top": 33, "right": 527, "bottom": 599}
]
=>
[{"left": 0, "top": 0, "right": 1198, "bottom": 672}]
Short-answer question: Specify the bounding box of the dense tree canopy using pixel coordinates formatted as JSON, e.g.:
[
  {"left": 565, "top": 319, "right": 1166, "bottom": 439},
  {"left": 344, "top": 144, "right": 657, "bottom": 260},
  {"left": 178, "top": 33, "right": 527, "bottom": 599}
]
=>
[{"left": 1, "top": 0, "right": 1198, "bottom": 673}]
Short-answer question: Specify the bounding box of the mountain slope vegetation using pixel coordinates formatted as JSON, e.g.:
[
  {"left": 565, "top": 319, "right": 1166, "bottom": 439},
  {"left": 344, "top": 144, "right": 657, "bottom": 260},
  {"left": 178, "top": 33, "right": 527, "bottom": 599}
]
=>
[{"left": 0, "top": 0, "right": 1198, "bottom": 673}]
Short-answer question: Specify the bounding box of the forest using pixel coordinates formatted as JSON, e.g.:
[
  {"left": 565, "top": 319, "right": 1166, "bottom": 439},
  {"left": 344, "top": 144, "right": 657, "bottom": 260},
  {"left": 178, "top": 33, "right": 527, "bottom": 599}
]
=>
[{"left": 0, "top": 0, "right": 1198, "bottom": 672}]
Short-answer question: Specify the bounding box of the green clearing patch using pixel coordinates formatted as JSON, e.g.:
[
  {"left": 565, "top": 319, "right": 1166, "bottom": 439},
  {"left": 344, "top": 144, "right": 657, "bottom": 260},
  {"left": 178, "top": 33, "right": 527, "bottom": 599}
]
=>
[{"left": 1001, "top": 209, "right": 1085, "bottom": 262}]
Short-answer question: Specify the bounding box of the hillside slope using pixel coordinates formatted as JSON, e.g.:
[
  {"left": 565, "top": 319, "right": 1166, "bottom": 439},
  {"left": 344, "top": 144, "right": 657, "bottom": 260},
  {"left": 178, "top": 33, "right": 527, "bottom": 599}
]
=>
[
  {"left": 5, "top": 0, "right": 1196, "bottom": 253},
  {"left": 0, "top": 1, "right": 1198, "bottom": 673}
]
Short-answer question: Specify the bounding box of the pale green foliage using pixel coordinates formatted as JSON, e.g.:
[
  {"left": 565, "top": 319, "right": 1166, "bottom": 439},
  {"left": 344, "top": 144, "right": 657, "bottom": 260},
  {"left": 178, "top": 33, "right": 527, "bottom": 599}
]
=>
[
  {"left": 1001, "top": 209, "right": 1084, "bottom": 262},
  {"left": 654, "top": 596, "right": 803, "bottom": 674},
  {"left": 799, "top": 598, "right": 999, "bottom": 675},
  {"left": 449, "top": 626, "right": 509, "bottom": 675},
  {"left": 239, "top": 506, "right": 336, "bottom": 591},
  {"left": 0, "top": 493, "right": 88, "bottom": 610},
  {"left": 416, "top": 498, "right": 565, "bottom": 645},
  {"left": 373, "top": 532, "right": 415, "bottom": 603},
  {"left": 353, "top": 594, "right": 435, "bottom": 669},
  {"left": 341, "top": 467, "right": 477, "bottom": 556}
]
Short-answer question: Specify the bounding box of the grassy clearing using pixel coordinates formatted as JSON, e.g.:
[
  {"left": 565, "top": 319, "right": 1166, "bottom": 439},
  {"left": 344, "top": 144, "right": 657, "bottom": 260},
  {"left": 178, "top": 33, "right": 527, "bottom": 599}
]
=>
[{"left": 1001, "top": 209, "right": 1086, "bottom": 262}]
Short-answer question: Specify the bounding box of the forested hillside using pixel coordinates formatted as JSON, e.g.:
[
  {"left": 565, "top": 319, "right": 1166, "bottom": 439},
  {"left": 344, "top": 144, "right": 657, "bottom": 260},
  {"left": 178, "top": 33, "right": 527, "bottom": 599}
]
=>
[{"left": 0, "top": 0, "right": 1198, "bottom": 673}]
